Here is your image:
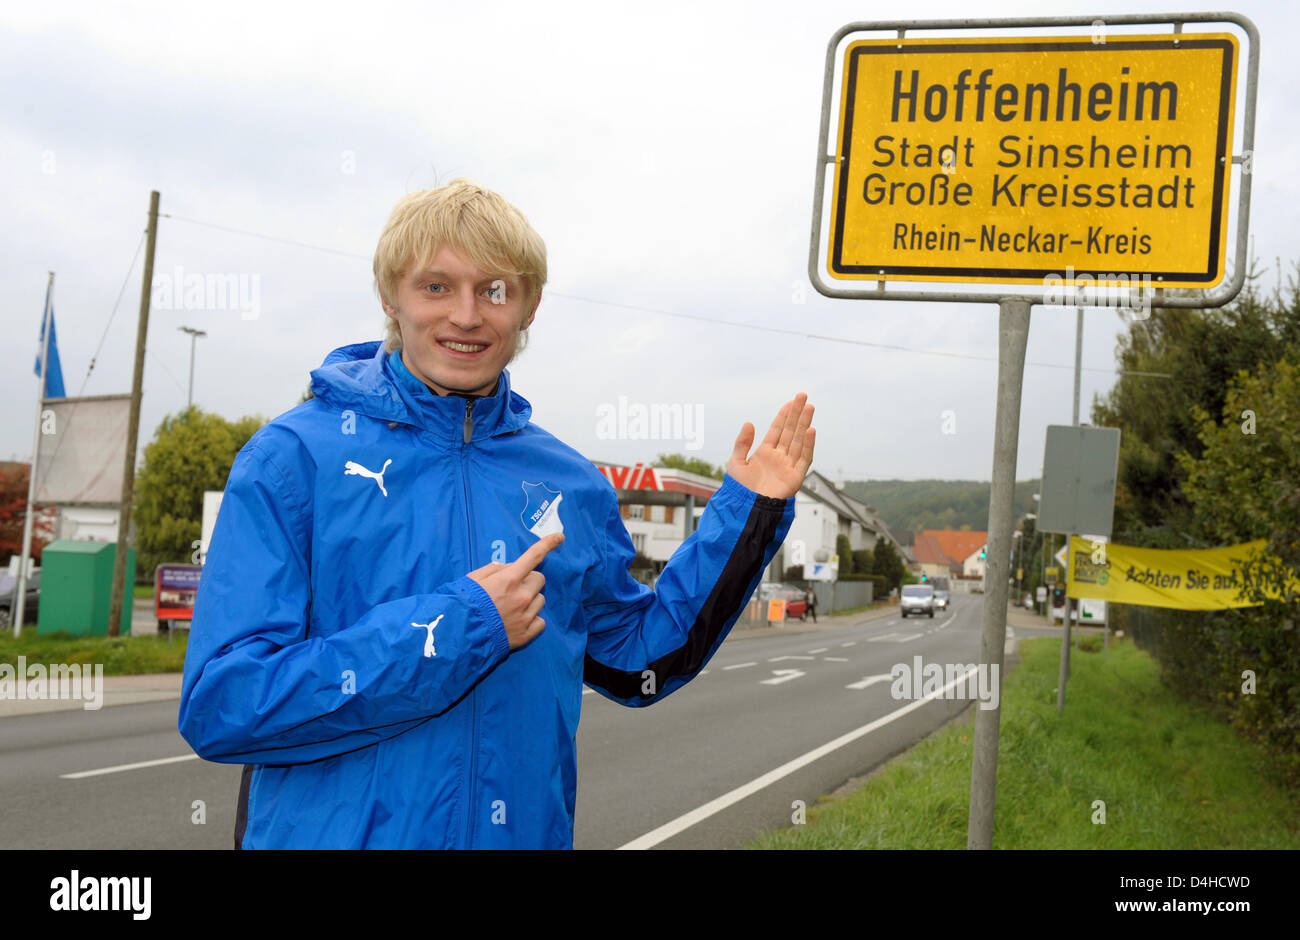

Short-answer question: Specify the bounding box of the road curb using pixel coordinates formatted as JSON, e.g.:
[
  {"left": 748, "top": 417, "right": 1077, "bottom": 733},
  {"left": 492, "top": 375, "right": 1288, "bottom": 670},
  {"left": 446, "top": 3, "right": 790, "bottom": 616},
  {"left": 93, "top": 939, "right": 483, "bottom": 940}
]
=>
[{"left": 727, "top": 604, "right": 900, "bottom": 641}]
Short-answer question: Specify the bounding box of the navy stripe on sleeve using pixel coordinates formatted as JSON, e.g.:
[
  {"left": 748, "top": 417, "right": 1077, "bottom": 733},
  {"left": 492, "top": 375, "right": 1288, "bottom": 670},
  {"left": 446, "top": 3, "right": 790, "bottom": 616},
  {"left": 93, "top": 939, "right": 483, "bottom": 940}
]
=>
[{"left": 583, "top": 492, "right": 788, "bottom": 700}]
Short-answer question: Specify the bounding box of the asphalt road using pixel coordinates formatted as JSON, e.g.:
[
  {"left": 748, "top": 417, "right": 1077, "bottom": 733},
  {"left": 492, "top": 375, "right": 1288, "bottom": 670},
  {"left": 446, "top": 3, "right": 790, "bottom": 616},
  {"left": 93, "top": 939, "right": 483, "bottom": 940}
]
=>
[
  {"left": 0, "top": 594, "right": 1008, "bottom": 849},
  {"left": 575, "top": 592, "right": 997, "bottom": 848}
]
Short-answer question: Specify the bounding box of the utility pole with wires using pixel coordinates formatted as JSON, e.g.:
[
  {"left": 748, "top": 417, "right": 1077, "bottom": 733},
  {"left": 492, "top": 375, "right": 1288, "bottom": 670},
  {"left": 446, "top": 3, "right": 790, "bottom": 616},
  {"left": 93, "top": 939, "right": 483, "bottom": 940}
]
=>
[{"left": 107, "top": 190, "right": 159, "bottom": 638}]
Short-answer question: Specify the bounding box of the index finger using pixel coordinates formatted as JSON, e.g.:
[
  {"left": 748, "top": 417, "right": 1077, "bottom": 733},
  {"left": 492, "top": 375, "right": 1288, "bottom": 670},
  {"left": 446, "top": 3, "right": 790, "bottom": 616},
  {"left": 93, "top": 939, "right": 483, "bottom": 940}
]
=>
[{"left": 513, "top": 531, "right": 565, "bottom": 572}]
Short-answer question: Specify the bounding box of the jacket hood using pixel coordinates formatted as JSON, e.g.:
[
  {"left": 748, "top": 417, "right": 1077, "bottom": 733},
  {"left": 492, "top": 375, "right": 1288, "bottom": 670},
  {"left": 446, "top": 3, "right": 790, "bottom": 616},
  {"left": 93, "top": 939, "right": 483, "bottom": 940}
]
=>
[{"left": 308, "top": 340, "right": 532, "bottom": 442}]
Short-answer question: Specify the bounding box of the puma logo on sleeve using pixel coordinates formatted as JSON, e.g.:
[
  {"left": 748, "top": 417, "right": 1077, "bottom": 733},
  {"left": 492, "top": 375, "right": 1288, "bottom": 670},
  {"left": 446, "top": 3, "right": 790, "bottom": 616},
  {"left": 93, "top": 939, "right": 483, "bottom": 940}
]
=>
[
  {"left": 412, "top": 615, "right": 444, "bottom": 658},
  {"left": 344, "top": 458, "right": 392, "bottom": 497}
]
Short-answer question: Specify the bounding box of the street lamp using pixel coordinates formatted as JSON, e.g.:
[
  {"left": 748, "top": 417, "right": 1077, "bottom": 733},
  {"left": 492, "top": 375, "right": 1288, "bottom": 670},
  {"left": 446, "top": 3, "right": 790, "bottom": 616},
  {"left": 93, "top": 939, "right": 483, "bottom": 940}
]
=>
[{"left": 178, "top": 326, "right": 207, "bottom": 409}]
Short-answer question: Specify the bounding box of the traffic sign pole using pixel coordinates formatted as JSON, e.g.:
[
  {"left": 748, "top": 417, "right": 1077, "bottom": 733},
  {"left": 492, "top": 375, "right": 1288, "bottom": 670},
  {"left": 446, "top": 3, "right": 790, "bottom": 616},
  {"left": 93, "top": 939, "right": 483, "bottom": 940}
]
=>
[
  {"left": 1058, "top": 529, "right": 1074, "bottom": 712},
  {"left": 967, "top": 298, "right": 1030, "bottom": 850},
  {"left": 1057, "top": 305, "right": 1086, "bottom": 708}
]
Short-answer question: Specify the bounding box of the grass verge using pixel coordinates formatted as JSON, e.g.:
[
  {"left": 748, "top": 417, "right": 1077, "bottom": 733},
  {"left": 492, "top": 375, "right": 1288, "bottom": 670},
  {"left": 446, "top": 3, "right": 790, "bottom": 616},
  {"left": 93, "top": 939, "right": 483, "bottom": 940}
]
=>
[
  {"left": 747, "top": 635, "right": 1300, "bottom": 849},
  {"left": 0, "top": 630, "right": 188, "bottom": 675}
]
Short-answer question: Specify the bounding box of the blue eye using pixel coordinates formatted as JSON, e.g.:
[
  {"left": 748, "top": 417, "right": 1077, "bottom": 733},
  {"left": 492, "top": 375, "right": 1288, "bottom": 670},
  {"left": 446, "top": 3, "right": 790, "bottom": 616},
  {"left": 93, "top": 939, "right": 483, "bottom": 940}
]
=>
[{"left": 426, "top": 283, "right": 446, "bottom": 294}]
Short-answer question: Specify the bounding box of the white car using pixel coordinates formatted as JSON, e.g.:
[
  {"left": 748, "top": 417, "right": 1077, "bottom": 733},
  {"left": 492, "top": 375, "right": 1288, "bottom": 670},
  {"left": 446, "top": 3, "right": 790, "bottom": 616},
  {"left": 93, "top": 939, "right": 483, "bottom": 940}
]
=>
[{"left": 900, "top": 584, "right": 935, "bottom": 618}]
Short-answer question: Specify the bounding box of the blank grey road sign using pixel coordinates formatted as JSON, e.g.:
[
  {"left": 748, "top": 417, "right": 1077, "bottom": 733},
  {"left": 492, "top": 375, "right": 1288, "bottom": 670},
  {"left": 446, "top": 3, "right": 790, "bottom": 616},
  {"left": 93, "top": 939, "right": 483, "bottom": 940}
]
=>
[{"left": 1038, "top": 426, "right": 1120, "bottom": 537}]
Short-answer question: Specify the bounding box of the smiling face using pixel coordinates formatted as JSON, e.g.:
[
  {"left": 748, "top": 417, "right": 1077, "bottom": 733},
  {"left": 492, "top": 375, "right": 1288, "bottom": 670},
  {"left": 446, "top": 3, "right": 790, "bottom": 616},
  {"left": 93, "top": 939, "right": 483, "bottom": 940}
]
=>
[{"left": 382, "top": 244, "right": 540, "bottom": 397}]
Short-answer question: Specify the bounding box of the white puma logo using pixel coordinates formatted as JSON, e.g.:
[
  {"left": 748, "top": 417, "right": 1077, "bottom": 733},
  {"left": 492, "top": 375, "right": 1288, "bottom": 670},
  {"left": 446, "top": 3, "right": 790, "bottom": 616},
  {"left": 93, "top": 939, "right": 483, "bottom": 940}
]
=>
[
  {"left": 412, "top": 614, "right": 444, "bottom": 658},
  {"left": 344, "top": 458, "right": 392, "bottom": 497}
]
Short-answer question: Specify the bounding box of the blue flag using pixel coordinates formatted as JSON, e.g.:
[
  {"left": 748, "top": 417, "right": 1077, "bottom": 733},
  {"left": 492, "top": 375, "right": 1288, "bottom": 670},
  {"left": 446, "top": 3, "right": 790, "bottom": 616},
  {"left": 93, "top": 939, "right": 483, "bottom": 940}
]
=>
[{"left": 35, "top": 287, "right": 66, "bottom": 399}]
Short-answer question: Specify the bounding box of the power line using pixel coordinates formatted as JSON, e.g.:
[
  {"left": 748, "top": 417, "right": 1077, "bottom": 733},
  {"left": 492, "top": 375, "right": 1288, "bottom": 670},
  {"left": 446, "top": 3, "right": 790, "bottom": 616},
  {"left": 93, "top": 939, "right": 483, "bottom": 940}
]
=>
[
  {"left": 78, "top": 232, "right": 147, "bottom": 396},
  {"left": 160, "top": 213, "right": 371, "bottom": 260},
  {"left": 154, "top": 211, "right": 1171, "bottom": 378},
  {"left": 546, "top": 290, "right": 1170, "bottom": 377}
]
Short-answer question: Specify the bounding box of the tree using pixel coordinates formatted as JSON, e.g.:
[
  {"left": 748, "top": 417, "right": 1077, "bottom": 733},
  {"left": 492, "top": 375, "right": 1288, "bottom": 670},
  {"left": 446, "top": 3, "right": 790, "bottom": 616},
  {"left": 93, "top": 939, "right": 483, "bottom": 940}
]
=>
[
  {"left": 629, "top": 551, "right": 654, "bottom": 571},
  {"left": 1180, "top": 352, "right": 1300, "bottom": 560},
  {"left": 1093, "top": 263, "right": 1300, "bottom": 784},
  {"left": 1177, "top": 351, "right": 1300, "bottom": 782},
  {"left": 836, "top": 534, "right": 853, "bottom": 578},
  {"left": 873, "top": 539, "right": 906, "bottom": 595},
  {"left": 133, "top": 406, "right": 266, "bottom": 580},
  {"left": 851, "top": 548, "right": 874, "bottom": 575},
  {"left": 0, "top": 463, "right": 54, "bottom": 565},
  {"left": 1091, "top": 266, "right": 1300, "bottom": 548},
  {"left": 655, "top": 453, "right": 724, "bottom": 481},
  {"left": 1016, "top": 514, "right": 1045, "bottom": 600}
]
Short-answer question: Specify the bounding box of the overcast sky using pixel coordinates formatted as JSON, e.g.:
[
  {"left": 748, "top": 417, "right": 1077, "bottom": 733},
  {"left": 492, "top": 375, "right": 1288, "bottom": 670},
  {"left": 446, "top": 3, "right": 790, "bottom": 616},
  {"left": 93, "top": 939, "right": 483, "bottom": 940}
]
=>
[{"left": 3, "top": 0, "right": 1295, "bottom": 493}]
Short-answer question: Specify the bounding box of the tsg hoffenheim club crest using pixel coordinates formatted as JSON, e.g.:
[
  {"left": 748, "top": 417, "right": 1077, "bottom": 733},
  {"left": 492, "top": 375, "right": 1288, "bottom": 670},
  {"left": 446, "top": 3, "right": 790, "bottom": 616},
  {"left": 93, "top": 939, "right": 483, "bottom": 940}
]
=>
[{"left": 520, "top": 481, "right": 564, "bottom": 538}]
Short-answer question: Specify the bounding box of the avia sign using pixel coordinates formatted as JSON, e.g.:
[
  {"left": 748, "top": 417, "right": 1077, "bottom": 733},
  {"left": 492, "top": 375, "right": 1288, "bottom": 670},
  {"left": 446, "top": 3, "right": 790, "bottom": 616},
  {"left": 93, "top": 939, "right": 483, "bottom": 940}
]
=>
[{"left": 595, "top": 462, "right": 661, "bottom": 491}]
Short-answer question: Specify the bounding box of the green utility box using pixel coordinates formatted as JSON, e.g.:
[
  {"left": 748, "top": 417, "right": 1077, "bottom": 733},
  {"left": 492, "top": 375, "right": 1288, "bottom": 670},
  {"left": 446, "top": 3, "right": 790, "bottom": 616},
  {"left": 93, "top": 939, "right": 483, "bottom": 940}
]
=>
[{"left": 37, "top": 540, "right": 136, "bottom": 636}]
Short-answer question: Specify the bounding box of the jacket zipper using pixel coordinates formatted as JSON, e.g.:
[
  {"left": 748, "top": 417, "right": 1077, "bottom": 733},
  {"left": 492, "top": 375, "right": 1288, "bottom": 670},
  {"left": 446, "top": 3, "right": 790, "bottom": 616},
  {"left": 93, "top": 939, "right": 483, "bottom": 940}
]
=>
[{"left": 460, "top": 396, "right": 479, "bottom": 848}]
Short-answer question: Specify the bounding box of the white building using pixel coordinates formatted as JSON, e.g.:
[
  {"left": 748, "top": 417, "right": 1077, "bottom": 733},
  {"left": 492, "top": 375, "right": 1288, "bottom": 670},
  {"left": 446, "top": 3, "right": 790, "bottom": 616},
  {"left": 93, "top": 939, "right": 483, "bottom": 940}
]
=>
[
  {"left": 592, "top": 462, "right": 718, "bottom": 583},
  {"left": 767, "top": 470, "right": 907, "bottom": 583}
]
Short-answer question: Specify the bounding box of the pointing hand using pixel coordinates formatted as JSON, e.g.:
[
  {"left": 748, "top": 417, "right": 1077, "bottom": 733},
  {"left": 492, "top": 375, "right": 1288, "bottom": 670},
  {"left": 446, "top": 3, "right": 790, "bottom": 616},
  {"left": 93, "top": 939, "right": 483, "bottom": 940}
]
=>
[{"left": 467, "top": 532, "right": 564, "bottom": 650}]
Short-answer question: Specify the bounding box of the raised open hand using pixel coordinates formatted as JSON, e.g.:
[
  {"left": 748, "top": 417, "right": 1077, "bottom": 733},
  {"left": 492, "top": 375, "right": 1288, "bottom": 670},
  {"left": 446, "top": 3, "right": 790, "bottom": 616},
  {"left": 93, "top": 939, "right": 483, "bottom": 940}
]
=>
[{"left": 726, "top": 393, "right": 815, "bottom": 499}]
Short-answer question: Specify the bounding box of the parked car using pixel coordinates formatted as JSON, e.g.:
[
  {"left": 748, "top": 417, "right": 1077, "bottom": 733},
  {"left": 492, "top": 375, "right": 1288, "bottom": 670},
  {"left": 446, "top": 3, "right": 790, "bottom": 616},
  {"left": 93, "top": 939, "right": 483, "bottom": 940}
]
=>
[
  {"left": 0, "top": 571, "right": 40, "bottom": 630},
  {"left": 900, "top": 583, "right": 935, "bottom": 618},
  {"left": 757, "top": 582, "right": 809, "bottom": 620}
]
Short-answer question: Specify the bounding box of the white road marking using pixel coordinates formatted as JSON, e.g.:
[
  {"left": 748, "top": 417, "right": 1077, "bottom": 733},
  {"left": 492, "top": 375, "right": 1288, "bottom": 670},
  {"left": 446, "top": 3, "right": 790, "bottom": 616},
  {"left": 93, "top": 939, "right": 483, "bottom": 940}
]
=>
[
  {"left": 808, "top": 648, "right": 828, "bottom": 654},
  {"left": 619, "top": 667, "right": 981, "bottom": 849},
  {"left": 768, "top": 655, "right": 815, "bottom": 662},
  {"left": 760, "top": 669, "right": 806, "bottom": 686},
  {"left": 583, "top": 689, "right": 596, "bottom": 695},
  {"left": 822, "top": 657, "right": 849, "bottom": 663},
  {"left": 840, "top": 641, "right": 856, "bottom": 647},
  {"left": 723, "top": 662, "right": 758, "bottom": 671},
  {"left": 846, "top": 674, "right": 893, "bottom": 690},
  {"left": 60, "top": 754, "right": 200, "bottom": 779}
]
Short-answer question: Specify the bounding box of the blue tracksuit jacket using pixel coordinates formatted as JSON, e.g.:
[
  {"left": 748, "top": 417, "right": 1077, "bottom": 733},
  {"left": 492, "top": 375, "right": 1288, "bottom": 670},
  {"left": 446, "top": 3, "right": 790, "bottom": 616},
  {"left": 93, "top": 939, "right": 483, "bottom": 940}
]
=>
[{"left": 177, "top": 340, "right": 795, "bottom": 848}]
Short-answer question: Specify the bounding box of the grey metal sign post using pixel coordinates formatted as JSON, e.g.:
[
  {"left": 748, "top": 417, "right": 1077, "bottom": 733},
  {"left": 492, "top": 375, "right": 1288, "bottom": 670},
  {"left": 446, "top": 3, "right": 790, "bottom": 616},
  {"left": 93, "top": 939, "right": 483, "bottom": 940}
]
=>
[
  {"left": 1038, "top": 424, "right": 1121, "bottom": 711},
  {"left": 810, "top": 12, "right": 1258, "bottom": 851}
]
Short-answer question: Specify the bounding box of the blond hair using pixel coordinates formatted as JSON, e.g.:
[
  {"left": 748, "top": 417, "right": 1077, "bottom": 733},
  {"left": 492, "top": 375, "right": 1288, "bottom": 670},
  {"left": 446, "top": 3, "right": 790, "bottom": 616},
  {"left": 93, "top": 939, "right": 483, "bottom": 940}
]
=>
[{"left": 373, "top": 179, "right": 547, "bottom": 354}]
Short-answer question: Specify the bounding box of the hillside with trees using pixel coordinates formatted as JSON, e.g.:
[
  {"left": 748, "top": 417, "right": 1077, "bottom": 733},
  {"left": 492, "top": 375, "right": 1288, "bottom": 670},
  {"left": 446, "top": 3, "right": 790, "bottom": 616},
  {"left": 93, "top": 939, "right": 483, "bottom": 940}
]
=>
[{"left": 840, "top": 479, "right": 1040, "bottom": 535}]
